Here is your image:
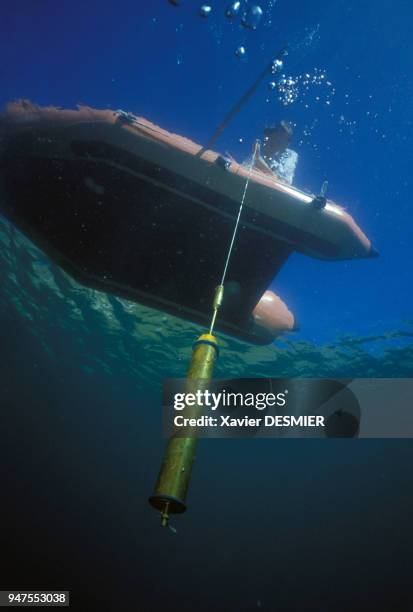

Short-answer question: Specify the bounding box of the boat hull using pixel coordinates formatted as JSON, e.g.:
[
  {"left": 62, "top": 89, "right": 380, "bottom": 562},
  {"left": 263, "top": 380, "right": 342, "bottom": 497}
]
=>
[
  {"left": 0, "top": 100, "right": 376, "bottom": 344},
  {"left": 0, "top": 137, "right": 291, "bottom": 344}
]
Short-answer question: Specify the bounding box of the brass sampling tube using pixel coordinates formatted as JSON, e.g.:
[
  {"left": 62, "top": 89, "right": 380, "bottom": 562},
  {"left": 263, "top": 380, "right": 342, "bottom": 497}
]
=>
[{"left": 149, "top": 331, "right": 219, "bottom": 526}]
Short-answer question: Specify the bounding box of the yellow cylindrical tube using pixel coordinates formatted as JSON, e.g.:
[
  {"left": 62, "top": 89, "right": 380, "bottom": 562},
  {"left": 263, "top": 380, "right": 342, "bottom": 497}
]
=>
[{"left": 149, "top": 333, "right": 218, "bottom": 525}]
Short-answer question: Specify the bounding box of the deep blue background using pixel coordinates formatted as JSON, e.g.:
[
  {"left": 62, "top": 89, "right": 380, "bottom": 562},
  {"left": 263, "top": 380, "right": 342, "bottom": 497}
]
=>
[{"left": 1, "top": 2, "right": 413, "bottom": 610}]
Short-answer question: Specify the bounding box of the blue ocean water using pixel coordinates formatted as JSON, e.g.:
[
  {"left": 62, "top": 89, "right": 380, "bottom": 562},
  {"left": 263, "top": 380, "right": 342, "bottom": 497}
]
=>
[{"left": 1, "top": 1, "right": 413, "bottom": 610}]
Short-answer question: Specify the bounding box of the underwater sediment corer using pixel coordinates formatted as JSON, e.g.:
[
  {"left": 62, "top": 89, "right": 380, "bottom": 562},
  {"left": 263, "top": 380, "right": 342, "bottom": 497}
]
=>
[
  {"left": 148, "top": 331, "right": 219, "bottom": 526},
  {"left": 149, "top": 144, "right": 261, "bottom": 526},
  {"left": 196, "top": 47, "right": 288, "bottom": 158},
  {"left": 149, "top": 288, "right": 223, "bottom": 527}
]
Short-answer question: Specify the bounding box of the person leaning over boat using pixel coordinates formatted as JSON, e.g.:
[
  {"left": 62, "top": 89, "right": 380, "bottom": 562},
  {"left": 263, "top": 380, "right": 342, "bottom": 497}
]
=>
[{"left": 244, "top": 121, "right": 298, "bottom": 185}]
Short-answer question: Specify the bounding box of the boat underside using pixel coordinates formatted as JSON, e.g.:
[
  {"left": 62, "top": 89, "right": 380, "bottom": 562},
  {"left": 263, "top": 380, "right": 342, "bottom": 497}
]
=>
[{"left": 0, "top": 143, "right": 292, "bottom": 344}]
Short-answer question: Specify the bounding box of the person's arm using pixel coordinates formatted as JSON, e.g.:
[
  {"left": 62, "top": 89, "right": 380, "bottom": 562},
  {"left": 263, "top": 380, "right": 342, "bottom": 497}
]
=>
[
  {"left": 253, "top": 153, "right": 275, "bottom": 176},
  {"left": 249, "top": 140, "right": 275, "bottom": 175}
]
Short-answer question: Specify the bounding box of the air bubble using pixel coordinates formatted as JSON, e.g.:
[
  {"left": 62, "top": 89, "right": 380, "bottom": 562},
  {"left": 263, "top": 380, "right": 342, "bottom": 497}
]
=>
[
  {"left": 241, "top": 5, "right": 263, "bottom": 30},
  {"left": 271, "top": 59, "right": 283, "bottom": 73},
  {"left": 235, "top": 45, "right": 246, "bottom": 57},
  {"left": 225, "top": 1, "right": 241, "bottom": 19},
  {"left": 200, "top": 5, "right": 212, "bottom": 18}
]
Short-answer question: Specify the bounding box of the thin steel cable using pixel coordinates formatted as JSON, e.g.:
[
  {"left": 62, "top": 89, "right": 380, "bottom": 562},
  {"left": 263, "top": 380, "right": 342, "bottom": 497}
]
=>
[
  {"left": 219, "top": 140, "right": 260, "bottom": 287},
  {"left": 208, "top": 140, "right": 260, "bottom": 335}
]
